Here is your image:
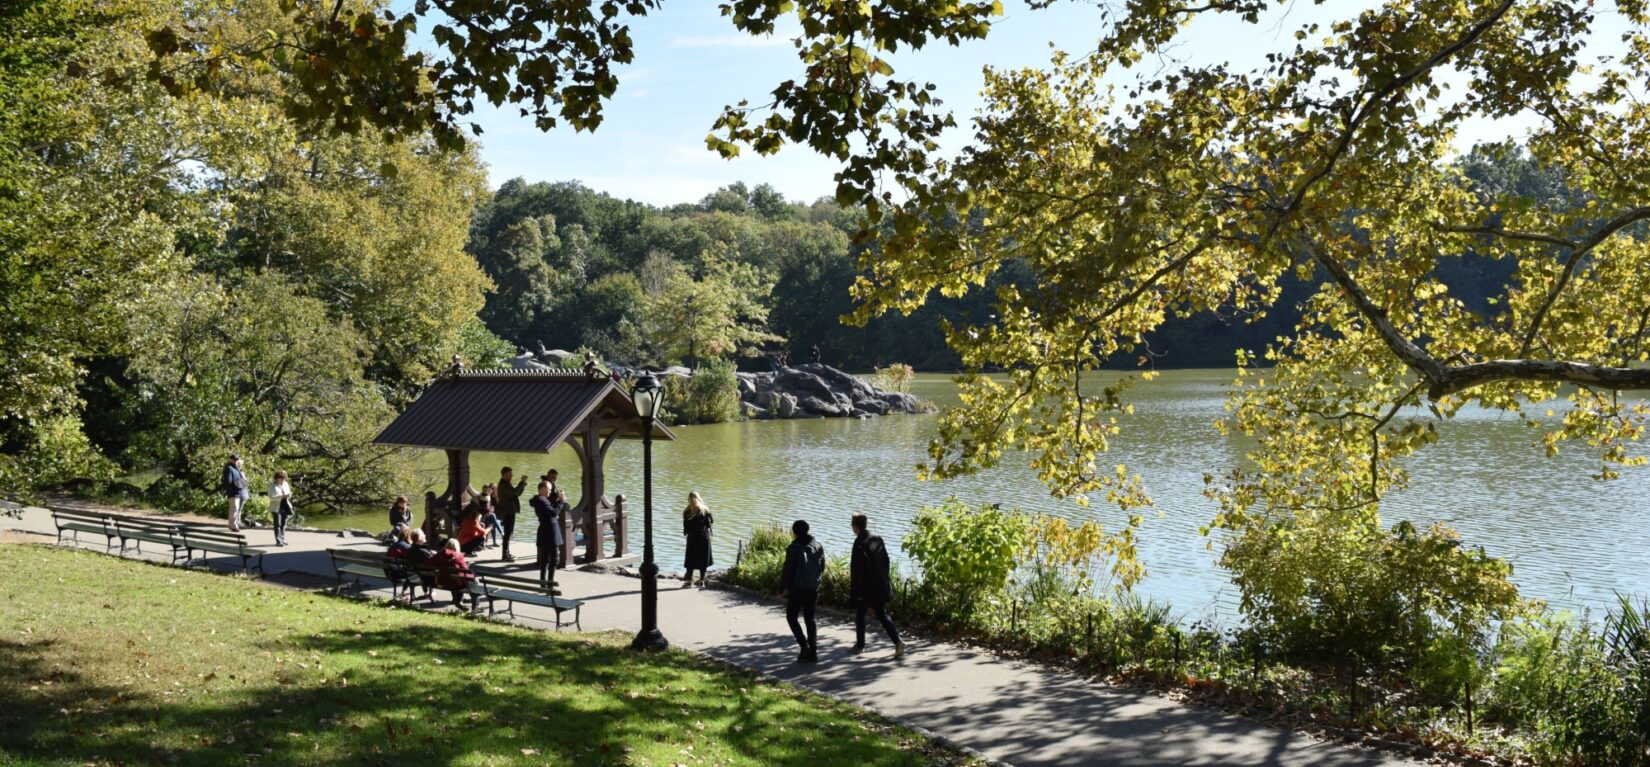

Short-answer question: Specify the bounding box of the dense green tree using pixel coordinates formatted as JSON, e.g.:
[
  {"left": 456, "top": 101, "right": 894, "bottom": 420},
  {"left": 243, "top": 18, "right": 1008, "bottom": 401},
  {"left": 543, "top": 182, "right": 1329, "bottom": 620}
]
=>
[
  {"left": 237, "top": 131, "right": 492, "bottom": 392},
  {"left": 644, "top": 249, "right": 779, "bottom": 366},
  {"left": 0, "top": 0, "right": 190, "bottom": 443},
  {"left": 123, "top": 271, "right": 410, "bottom": 511}
]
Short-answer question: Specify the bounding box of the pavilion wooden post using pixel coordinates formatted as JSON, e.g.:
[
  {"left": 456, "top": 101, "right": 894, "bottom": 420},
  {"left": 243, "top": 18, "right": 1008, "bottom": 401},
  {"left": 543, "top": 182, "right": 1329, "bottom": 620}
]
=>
[
  {"left": 561, "top": 424, "right": 608, "bottom": 567},
  {"left": 433, "top": 448, "right": 470, "bottom": 536}
]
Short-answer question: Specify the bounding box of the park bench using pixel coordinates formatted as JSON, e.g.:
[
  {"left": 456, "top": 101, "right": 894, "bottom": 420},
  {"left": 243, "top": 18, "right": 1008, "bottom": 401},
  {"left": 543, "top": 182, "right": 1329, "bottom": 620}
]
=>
[
  {"left": 327, "top": 548, "right": 414, "bottom": 601},
  {"left": 51, "top": 508, "right": 116, "bottom": 553},
  {"left": 112, "top": 516, "right": 188, "bottom": 565},
  {"left": 179, "top": 527, "right": 266, "bottom": 576},
  {"left": 412, "top": 560, "right": 487, "bottom": 613},
  {"left": 474, "top": 568, "right": 582, "bottom": 630}
]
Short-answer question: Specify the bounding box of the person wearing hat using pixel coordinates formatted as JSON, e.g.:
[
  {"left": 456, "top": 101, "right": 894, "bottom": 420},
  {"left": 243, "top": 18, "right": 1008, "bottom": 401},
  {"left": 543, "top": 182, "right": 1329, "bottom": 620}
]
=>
[{"left": 220, "top": 453, "right": 250, "bottom": 532}]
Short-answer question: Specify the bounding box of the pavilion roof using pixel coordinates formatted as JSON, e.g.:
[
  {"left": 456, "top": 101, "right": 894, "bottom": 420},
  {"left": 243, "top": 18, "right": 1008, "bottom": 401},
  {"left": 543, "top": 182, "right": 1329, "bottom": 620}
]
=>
[{"left": 373, "top": 369, "right": 676, "bottom": 453}]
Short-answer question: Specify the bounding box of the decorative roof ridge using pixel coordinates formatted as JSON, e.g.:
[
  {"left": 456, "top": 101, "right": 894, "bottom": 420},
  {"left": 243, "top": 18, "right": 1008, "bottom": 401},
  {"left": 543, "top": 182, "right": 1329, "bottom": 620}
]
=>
[{"left": 446, "top": 368, "right": 607, "bottom": 380}]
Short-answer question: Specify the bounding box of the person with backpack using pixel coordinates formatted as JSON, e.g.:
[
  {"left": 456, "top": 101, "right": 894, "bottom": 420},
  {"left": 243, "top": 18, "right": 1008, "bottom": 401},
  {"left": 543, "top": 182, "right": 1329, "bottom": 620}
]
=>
[
  {"left": 849, "top": 513, "right": 905, "bottom": 658},
  {"left": 779, "top": 519, "right": 825, "bottom": 663}
]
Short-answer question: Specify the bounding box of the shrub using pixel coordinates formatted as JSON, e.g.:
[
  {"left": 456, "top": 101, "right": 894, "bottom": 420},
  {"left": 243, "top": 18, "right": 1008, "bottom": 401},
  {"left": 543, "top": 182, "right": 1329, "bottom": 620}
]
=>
[
  {"left": 1222, "top": 513, "right": 1523, "bottom": 685},
  {"left": 666, "top": 358, "right": 740, "bottom": 425},
  {"left": 455, "top": 319, "right": 514, "bottom": 368},
  {"left": 142, "top": 474, "right": 224, "bottom": 516},
  {"left": 0, "top": 415, "right": 119, "bottom": 495},
  {"left": 747, "top": 525, "right": 790, "bottom": 556},
  {"left": 1487, "top": 600, "right": 1650, "bottom": 765},
  {"left": 870, "top": 363, "right": 915, "bottom": 393},
  {"left": 901, "top": 498, "right": 1029, "bottom": 617}
]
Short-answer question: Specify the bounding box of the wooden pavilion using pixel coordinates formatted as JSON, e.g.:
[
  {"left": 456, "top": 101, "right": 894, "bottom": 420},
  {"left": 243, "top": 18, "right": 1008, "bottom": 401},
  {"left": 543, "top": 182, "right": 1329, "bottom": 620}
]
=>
[{"left": 374, "top": 368, "right": 675, "bottom": 565}]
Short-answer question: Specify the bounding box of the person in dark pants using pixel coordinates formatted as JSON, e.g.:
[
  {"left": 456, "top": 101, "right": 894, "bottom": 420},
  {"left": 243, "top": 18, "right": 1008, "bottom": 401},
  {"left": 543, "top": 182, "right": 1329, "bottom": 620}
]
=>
[
  {"left": 389, "top": 495, "right": 413, "bottom": 538},
  {"left": 529, "top": 481, "right": 564, "bottom": 593},
  {"left": 268, "top": 470, "right": 294, "bottom": 547},
  {"left": 849, "top": 513, "right": 906, "bottom": 657},
  {"left": 495, "top": 466, "right": 526, "bottom": 560},
  {"left": 681, "top": 491, "right": 714, "bottom": 586},
  {"left": 780, "top": 519, "right": 825, "bottom": 663}
]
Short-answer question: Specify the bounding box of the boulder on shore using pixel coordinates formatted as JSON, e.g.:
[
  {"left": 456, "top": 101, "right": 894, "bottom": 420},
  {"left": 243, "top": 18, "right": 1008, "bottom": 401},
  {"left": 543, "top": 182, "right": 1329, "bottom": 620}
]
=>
[
  {"left": 517, "top": 346, "right": 930, "bottom": 422},
  {"left": 743, "top": 363, "right": 932, "bottom": 421}
]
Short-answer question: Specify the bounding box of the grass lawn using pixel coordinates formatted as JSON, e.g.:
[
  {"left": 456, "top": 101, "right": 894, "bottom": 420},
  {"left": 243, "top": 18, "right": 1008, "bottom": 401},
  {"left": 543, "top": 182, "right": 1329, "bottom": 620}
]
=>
[{"left": 0, "top": 545, "right": 976, "bottom": 767}]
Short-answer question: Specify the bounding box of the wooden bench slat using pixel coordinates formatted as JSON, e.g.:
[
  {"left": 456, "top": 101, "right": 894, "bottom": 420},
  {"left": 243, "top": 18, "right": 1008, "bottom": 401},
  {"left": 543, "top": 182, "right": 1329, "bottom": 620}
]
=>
[
  {"left": 179, "top": 528, "right": 264, "bottom": 576},
  {"left": 475, "top": 571, "right": 582, "bottom": 630},
  {"left": 51, "top": 509, "right": 118, "bottom": 553}
]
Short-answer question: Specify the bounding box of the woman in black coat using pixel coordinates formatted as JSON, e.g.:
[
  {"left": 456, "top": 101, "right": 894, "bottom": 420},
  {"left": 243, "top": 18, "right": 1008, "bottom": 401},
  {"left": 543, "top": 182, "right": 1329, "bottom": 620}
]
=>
[{"left": 681, "top": 491, "right": 714, "bottom": 586}]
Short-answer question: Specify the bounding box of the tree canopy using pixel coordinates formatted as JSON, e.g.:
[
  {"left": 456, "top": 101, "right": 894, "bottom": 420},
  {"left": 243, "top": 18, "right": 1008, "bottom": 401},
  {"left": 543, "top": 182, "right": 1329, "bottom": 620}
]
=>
[{"left": 81, "top": 0, "right": 1650, "bottom": 575}]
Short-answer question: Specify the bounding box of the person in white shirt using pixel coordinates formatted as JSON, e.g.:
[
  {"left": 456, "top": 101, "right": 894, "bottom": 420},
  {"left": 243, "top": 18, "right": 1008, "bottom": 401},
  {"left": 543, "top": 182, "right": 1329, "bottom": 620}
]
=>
[{"left": 268, "top": 470, "right": 294, "bottom": 547}]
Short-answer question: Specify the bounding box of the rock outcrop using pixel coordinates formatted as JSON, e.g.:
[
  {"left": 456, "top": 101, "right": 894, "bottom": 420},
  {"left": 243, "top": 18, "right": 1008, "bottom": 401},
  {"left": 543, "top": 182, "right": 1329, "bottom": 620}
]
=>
[{"left": 735, "top": 363, "right": 931, "bottom": 420}]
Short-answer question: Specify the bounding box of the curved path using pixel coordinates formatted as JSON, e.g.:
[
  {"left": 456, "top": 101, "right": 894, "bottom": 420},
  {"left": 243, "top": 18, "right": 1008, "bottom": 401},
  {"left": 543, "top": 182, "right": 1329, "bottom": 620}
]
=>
[{"left": 4, "top": 502, "right": 1418, "bottom": 767}]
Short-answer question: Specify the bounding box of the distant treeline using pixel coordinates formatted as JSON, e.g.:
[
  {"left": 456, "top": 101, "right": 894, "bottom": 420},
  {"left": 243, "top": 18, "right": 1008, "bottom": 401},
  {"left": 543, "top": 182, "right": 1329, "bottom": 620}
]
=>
[{"left": 471, "top": 145, "right": 1557, "bottom": 371}]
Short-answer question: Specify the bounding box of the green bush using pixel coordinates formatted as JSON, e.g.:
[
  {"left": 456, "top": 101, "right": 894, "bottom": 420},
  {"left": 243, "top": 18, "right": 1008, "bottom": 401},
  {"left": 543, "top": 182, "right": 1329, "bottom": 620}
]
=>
[
  {"left": 0, "top": 415, "right": 118, "bottom": 495},
  {"left": 901, "top": 498, "right": 1029, "bottom": 617},
  {"left": 870, "top": 363, "right": 914, "bottom": 393},
  {"left": 666, "top": 358, "right": 740, "bottom": 425},
  {"left": 142, "top": 474, "right": 224, "bottom": 516},
  {"left": 1222, "top": 514, "right": 1523, "bottom": 685},
  {"left": 747, "top": 525, "right": 790, "bottom": 556},
  {"left": 1486, "top": 598, "right": 1650, "bottom": 765}
]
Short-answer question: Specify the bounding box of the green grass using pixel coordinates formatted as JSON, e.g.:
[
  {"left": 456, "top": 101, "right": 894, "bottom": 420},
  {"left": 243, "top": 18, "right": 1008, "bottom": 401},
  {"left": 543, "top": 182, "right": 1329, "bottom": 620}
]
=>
[{"left": 0, "top": 545, "right": 975, "bottom": 767}]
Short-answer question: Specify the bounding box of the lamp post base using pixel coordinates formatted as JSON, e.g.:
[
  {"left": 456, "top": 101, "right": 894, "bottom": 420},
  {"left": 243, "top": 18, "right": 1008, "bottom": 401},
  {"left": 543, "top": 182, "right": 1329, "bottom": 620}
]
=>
[{"left": 630, "top": 628, "right": 669, "bottom": 652}]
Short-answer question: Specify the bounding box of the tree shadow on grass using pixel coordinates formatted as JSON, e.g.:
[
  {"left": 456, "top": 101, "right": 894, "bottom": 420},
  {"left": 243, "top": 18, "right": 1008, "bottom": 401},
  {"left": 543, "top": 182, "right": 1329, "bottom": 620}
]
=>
[{"left": 0, "top": 612, "right": 946, "bottom": 767}]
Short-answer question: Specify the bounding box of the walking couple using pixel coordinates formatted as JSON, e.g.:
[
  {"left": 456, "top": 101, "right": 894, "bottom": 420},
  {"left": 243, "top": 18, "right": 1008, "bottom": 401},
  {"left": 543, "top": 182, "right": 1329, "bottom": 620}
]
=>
[{"left": 780, "top": 514, "right": 905, "bottom": 663}]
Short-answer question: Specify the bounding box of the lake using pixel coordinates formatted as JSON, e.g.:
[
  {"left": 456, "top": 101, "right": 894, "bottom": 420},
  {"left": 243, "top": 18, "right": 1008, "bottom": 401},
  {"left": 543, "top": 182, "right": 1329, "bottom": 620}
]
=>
[{"left": 320, "top": 370, "right": 1649, "bottom": 624}]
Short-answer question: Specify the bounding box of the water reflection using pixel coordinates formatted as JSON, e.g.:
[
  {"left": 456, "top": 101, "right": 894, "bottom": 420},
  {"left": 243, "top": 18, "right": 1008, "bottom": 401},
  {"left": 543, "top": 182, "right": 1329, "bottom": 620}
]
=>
[{"left": 323, "top": 370, "right": 1649, "bottom": 623}]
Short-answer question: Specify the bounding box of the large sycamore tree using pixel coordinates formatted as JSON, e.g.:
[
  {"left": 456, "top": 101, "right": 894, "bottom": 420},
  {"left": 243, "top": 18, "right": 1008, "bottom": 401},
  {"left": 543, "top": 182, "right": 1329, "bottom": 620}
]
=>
[{"left": 149, "top": 2, "right": 1649, "bottom": 572}]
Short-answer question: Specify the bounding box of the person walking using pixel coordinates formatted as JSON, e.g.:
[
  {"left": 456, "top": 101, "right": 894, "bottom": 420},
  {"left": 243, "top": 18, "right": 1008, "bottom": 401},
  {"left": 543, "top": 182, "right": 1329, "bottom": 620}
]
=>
[
  {"left": 529, "top": 481, "right": 564, "bottom": 592},
  {"left": 780, "top": 519, "right": 826, "bottom": 663},
  {"left": 681, "top": 491, "right": 714, "bottom": 586},
  {"left": 849, "top": 513, "right": 906, "bottom": 657},
  {"left": 220, "top": 454, "right": 250, "bottom": 532},
  {"left": 495, "top": 466, "right": 527, "bottom": 561},
  {"left": 268, "top": 470, "right": 294, "bottom": 547}
]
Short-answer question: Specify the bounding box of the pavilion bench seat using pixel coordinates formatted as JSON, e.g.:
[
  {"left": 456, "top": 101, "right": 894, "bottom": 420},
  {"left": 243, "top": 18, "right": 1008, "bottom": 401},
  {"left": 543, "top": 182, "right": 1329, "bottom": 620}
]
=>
[
  {"left": 51, "top": 508, "right": 116, "bottom": 552},
  {"left": 180, "top": 528, "right": 266, "bottom": 575},
  {"left": 413, "top": 562, "right": 487, "bottom": 613},
  {"left": 327, "top": 548, "right": 414, "bottom": 600},
  {"left": 474, "top": 568, "right": 582, "bottom": 630},
  {"left": 112, "top": 516, "right": 188, "bottom": 565}
]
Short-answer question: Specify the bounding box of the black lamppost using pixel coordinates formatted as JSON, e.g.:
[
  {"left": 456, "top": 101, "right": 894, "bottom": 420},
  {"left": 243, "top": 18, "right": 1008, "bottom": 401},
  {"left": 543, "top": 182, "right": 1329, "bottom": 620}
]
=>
[{"left": 629, "top": 371, "right": 669, "bottom": 651}]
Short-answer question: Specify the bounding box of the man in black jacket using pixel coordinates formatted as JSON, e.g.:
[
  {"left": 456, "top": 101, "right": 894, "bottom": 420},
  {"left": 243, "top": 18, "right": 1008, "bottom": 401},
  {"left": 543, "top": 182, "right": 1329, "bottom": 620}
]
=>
[
  {"left": 849, "top": 514, "right": 906, "bottom": 657},
  {"left": 495, "top": 466, "right": 527, "bottom": 561},
  {"left": 780, "top": 519, "right": 825, "bottom": 663}
]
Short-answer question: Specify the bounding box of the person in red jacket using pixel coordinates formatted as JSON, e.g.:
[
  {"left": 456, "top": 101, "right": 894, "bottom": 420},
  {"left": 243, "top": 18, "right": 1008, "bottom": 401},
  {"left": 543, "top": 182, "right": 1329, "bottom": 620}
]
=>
[
  {"left": 457, "top": 496, "right": 491, "bottom": 556},
  {"left": 428, "top": 538, "right": 475, "bottom": 608}
]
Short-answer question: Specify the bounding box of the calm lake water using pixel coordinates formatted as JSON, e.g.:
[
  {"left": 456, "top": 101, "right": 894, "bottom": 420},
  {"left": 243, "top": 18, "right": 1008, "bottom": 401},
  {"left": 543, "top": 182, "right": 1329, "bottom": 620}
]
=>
[{"left": 322, "top": 370, "right": 1649, "bottom": 623}]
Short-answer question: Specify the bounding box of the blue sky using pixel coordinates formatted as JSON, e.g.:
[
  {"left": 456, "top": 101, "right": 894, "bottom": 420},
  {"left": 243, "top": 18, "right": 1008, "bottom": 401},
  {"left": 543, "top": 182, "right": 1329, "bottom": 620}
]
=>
[{"left": 457, "top": 2, "right": 1630, "bottom": 207}]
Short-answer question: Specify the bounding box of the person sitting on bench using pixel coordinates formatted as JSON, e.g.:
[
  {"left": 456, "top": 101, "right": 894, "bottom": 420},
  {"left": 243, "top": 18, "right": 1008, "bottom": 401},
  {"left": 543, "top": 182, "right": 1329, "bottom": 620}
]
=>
[
  {"left": 386, "top": 526, "right": 413, "bottom": 559},
  {"left": 457, "top": 497, "right": 490, "bottom": 557},
  {"left": 428, "top": 538, "right": 475, "bottom": 608}
]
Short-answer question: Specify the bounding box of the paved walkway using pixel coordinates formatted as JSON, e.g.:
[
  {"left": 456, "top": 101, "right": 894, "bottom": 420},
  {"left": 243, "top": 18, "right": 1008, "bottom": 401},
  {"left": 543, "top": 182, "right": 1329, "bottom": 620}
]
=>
[{"left": 5, "top": 503, "right": 1418, "bottom": 767}]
